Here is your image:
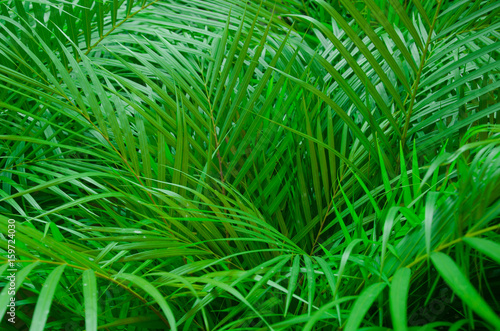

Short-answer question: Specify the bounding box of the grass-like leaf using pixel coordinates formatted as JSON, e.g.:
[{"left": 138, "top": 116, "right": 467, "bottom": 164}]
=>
[
  {"left": 431, "top": 252, "right": 500, "bottom": 328},
  {"left": 30, "top": 265, "right": 66, "bottom": 331}
]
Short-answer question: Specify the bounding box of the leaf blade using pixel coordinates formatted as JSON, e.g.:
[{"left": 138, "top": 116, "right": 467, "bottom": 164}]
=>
[{"left": 431, "top": 252, "right": 500, "bottom": 327}]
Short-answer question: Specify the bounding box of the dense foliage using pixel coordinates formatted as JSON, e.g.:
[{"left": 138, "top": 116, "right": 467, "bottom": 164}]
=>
[{"left": 1, "top": 0, "right": 499, "bottom": 330}]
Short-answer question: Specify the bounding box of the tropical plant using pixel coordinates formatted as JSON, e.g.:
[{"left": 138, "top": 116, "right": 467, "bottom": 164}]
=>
[{"left": 0, "top": 0, "right": 499, "bottom": 330}]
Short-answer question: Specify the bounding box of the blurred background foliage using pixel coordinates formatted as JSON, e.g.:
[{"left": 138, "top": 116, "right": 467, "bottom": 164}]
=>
[{"left": 0, "top": 0, "right": 499, "bottom": 329}]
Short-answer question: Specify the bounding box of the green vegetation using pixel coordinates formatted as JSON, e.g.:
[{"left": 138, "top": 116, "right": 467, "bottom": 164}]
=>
[{"left": 1, "top": 0, "right": 499, "bottom": 330}]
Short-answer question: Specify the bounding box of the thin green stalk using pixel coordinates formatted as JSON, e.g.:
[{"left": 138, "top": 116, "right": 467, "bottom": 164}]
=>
[{"left": 401, "top": 0, "right": 444, "bottom": 148}]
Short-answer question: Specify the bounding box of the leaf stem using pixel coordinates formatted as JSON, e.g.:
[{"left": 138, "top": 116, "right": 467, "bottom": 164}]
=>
[{"left": 401, "top": 0, "right": 443, "bottom": 149}]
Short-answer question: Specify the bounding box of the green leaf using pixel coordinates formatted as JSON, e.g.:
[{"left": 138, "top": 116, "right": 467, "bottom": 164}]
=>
[
  {"left": 345, "top": 282, "right": 387, "bottom": 331},
  {"left": 390, "top": 268, "right": 411, "bottom": 331},
  {"left": 304, "top": 255, "right": 315, "bottom": 316},
  {"left": 285, "top": 254, "right": 301, "bottom": 316},
  {"left": 31, "top": 264, "right": 66, "bottom": 331},
  {"left": 425, "top": 192, "right": 439, "bottom": 259},
  {"left": 115, "top": 273, "right": 177, "bottom": 330},
  {"left": 303, "top": 296, "right": 356, "bottom": 331},
  {"left": 83, "top": 269, "right": 98, "bottom": 331},
  {"left": 431, "top": 252, "right": 500, "bottom": 327},
  {"left": 462, "top": 237, "right": 500, "bottom": 265}
]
